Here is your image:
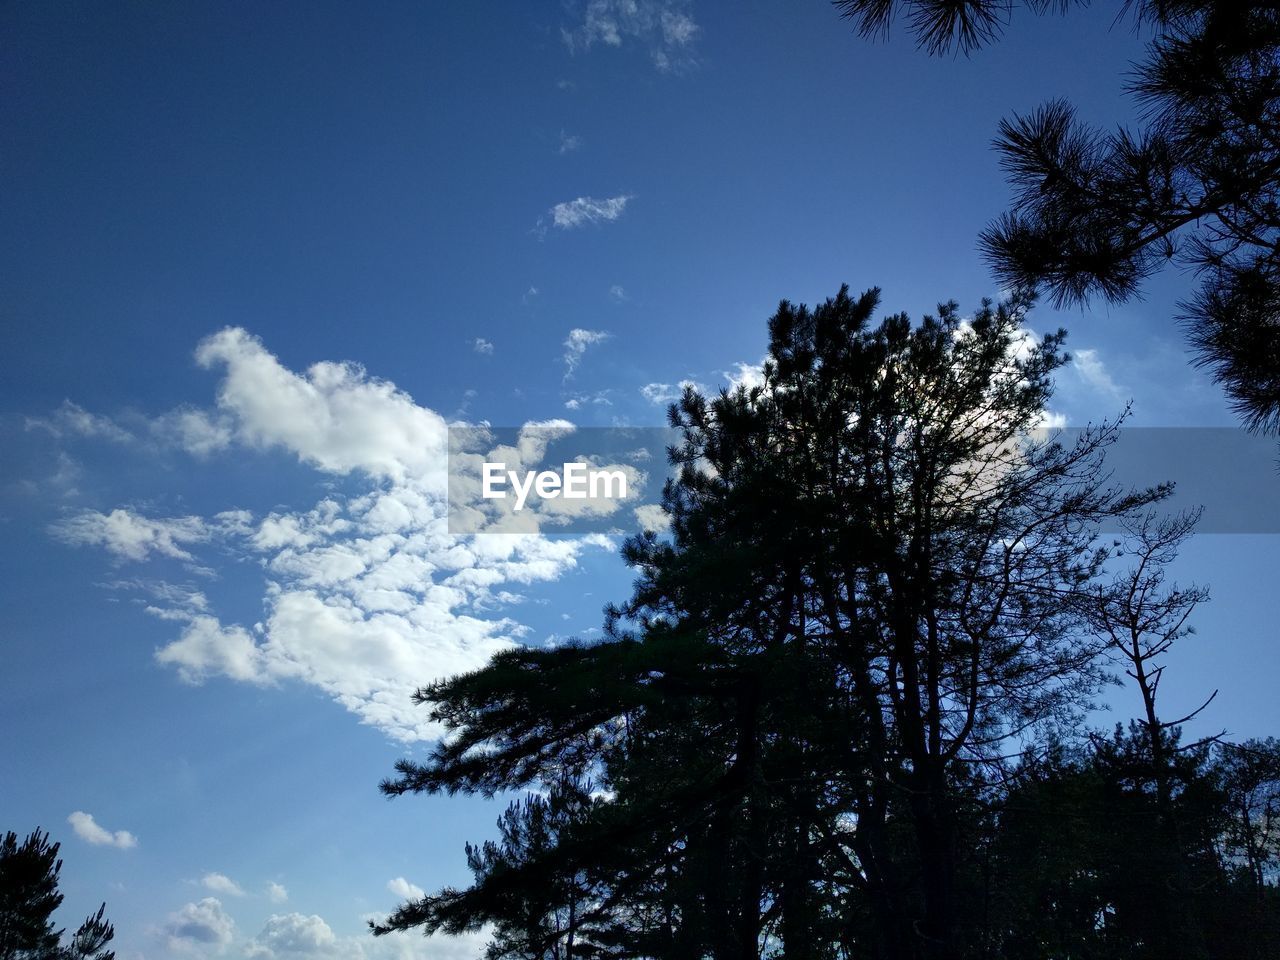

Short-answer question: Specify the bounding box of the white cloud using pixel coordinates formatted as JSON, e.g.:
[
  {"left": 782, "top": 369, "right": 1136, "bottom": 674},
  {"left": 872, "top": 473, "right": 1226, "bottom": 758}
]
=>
[
  {"left": 195, "top": 327, "right": 448, "bottom": 483},
  {"left": 471, "top": 338, "right": 494, "bottom": 356},
  {"left": 1073, "top": 348, "right": 1126, "bottom": 401},
  {"left": 548, "top": 194, "right": 632, "bottom": 231},
  {"left": 163, "top": 898, "right": 235, "bottom": 952},
  {"left": 67, "top": 811, "right": 137, "bottom": 849},
  {"left": 1036, "top": 409, "right": 1069, "bottom": 430},
  {"left": 57, "top": 334, "right": 614, "bottom": 742},
  {"left": 640, "top": 379, "right": 703, "bottom": 405},
  {"left": 558, "top": 130, "right": 582, "bottom": 154},
  {"left": 154, "top": 616, "right": 267, "bottom": 685},
  {"left": 266, "top": 882, "right": 289, "bottom": 904},
  {"left": 448, "top": 424, "right": 641, "bottom": 535},
  {"left": 563, "top": 0, "right": 699, "bottom": 72},
  {"left": 153, "top": 407, "right": 234, "bottom": 457},
  {"left": 564, "top": 391, "right": 612, "bottom": 410},
  {"left": 609, "top": 284, "right": 627, "bottom": 302},
  {"left": 725, "top": 361, "right": 766, "bottom": 392},
  {"left": 48, "top": 452, "right": 82, "bottom": 498},
  {"left": 136, "top": 485, "right": 609, "bottom": 740},
  {"left": 562, "top": 328, "right": 611, "bottom": 379},
  {"left": 245, "top": 913, "right": 338, "bottom": 958},
  {"left": 201, "top": 873, "right": 244, "bottom": 896},
  {"left": 387, "top": 877, "right": 425, "bottom": 901},
  {"left": 242, "top": 910, "right": 490, "bottom": 960},
  {"left": 634, "top": 503, "right": 670, "bottom": 532},
  {"left": 26, "top": 400, "right": 135, "bottom": 444},
  {"left": 52, "top": 509, "right": 210, "bottom": 562}
]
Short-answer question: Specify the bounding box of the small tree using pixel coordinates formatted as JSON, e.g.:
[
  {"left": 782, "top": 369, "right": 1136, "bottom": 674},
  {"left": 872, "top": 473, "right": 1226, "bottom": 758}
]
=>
[
  {"left": 1216, "top": 738, "right": 1280, "bottom": 893},
  {"left": 0, "top": 829, "right": 115, "bottom": 960},
  {"left": 1086, "top": 508, "right": 1215, "bottom": 808}
]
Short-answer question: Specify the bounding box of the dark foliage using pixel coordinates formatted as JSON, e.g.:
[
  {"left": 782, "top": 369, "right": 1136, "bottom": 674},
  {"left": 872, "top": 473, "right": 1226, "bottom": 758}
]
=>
[
  {"left": 368, "top": 284, "right": 1280, "bottom": 958},
  {"left": 0, "top": 830, "right": 115, "bottom": 960},
  {"left": 835, "top": 0, "right": 1280, "bottom": 432}
]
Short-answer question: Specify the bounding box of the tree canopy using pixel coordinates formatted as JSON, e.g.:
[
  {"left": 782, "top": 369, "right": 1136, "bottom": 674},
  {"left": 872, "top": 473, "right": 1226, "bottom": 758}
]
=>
[
  {"left": 375, "top": 284, "right": 1280, "bottom": 958},
  {"left": 0, "top": 829, "right": 115, "bottom": 960},
  {"left": 834, "top": 0, "right": 1280, "bottom": 432}
]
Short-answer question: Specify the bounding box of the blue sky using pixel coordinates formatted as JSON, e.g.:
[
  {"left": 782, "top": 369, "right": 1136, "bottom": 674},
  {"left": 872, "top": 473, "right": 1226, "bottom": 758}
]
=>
[{"left": 3, "top": 2, "right": 1278, "bottom": 958}]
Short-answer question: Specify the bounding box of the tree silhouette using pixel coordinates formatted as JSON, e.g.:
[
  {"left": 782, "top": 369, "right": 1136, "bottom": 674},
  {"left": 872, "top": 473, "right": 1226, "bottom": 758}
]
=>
[
  {"left": 834, "top": 0, "right": 1280, "bottom": 432},
  {"left": 0, "top": 829, "right": 115, "bottom": 960},
  {"left": 376, "top": 284, "right": 1215, "bottom": 959}
]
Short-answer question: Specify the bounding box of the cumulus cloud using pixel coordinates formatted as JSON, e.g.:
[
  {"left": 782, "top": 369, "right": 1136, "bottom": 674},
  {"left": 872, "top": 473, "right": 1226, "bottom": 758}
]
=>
[
  {"left": 52, "top": 333, "right": 615, "bottom": 741},
  {"left": 387, "top": 877, "right": 425, "bottom": 901},
  {"left": 201, "top": 872, "right": 245, "bottom": 896},
  {"left": 155, "top": 616, "right": 266, "bottom": 684},
  {"left": 447, "top": 423, "right": 642, "bottom": 535},
  {"left": 243, "top": 910, "right": 489, "bottom": 960},
  {"left": 471, "top": 338, "right": 494, "bottom": 356},
  {"left": 140, "top": 508, "right": 602, "bottom": 740},
  {"left": 195, "top": 327, "right": 447, "bottom": 483},
  {"left": 548, "top": 194, "right": 632, "bottom": 231},
  {"left": 245, "top": 913, "right": 338, "bottom": 958},
  {"left": 51, "top": 509, "right": 210, "bottom": 563},
  {"left": 67, "top": 811, "right": 137, "bottom": 849},
  {"left": 563, "top": 328, "right": 611, "bottom": 380},
  {"left": 562, "top": 0, "right": 699, "bottom": 72},
  {"left": 266, "top": 882, "right": 289, "bottom": 904},
  {"left": 163, "top": 897, "right": 235, "bottom": 951}
]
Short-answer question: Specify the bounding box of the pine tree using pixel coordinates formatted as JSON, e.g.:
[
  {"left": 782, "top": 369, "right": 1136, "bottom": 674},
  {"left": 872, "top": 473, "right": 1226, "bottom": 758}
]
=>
[
  {"left": 0, "top": 829, "right": 115, "bottom": 960},
  {"left": 378, "top": 283, "right": 1178, "bottom": 959},
  {"left": 834, "top": 0, "right": 1280, "bottom": 432}
]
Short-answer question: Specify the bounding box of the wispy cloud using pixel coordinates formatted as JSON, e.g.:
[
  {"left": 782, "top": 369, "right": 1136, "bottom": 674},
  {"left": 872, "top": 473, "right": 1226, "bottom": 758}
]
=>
[
  {"left": 26, "top": 400, "right": 134, "bottom": 444},
  {"left": 266, "top": 882, "right": 289, "bottom": 904},
  {"left": 558, "top": 130, "right": 583, "bottom": 154},
  {"left": 545, "top": 194, "right": 633, "bottom": 233},
  {"left": 68, "top": 811, "right": 137, "bottom": 849},
  {"left": 1072, "top": 348, "right": 1126, "bottom": 401},
  {"left": 564, "top": 390, "right": 613, "bottom": 410},
  {"left": 562, "top": 0, "right": 700, "bottom": 72},
  {"left": 52, "top": 510, "right": 211, "bottom": 563},
  {"left": 152, "top": 407, "right": 234, "bottom": 457},
  {"left": 472, "top": 338, "right": 494, "bottom": 355},
  {"left": 563, "top": 328, "right": 611, "bottom": 380},
  {"left": 725, "top": 360, "right": 766, "bottom": 392},
  {"left": 640, "top": 379, "right": 703, "bottom": 405},
  {"left": 201, "top": 872, "right": 245, "bottom": 896}
]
